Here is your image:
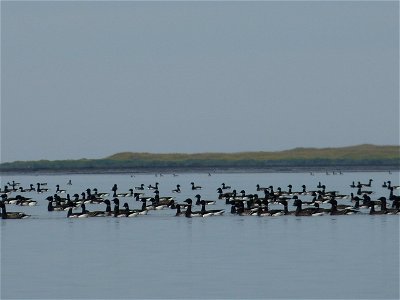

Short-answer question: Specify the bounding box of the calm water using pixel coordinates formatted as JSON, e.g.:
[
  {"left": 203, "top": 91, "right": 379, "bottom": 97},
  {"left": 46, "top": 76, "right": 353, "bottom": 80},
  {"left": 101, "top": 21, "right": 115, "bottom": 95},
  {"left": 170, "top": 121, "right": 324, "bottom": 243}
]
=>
[{"left": 1, "top": 171, "right": 399, "bottom": 299}]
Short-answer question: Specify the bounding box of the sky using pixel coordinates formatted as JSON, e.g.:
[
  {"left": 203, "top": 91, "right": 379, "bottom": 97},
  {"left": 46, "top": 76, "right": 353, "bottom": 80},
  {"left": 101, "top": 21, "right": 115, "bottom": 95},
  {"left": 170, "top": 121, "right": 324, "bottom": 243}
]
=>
[{"left": 1, "top": 1, "right": 399, "bottom": 163}]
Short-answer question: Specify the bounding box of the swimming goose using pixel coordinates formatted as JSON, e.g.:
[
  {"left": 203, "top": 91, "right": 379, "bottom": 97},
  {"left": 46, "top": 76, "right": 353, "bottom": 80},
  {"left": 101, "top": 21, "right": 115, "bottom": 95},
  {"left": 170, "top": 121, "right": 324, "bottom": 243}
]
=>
[
  {"left": 293, "top": 199, "right": 324, "bottom": 216},
  {"left": 360, "top": 179, "right": 373, "bottom": 187},
  {"left": 172, "top": 184, "right": 181, "bottom": 193},
  {"left": 275, "top": 200, "right": 294, "bottom": 215},
  {"left": 387, "top": 181, "right": 400, "bottom": 190},
  {"left": 117, "top": 189, "right": 134, "bottom": 197},
  {"left": 183, "top": 199, "right": 202, "bottom": 217},
  {"left": 217, "top": 188, "right": 237, "bottom": 200},
  {"left": 0, "top": 201, "right": 30, "bottom": 219},
  {"left": 232, "top": 200, "right": 256, "bottom": 216},
  {"left": 200, "top": 200, "right": 224, "bottom": 216},
  {"left": 116, "top": 203, "right": 140, "bottom": 217},
  {"left": 36, "top": 183, "right": 49, "bottom": 193},
  {"left": 56, "top": 185, "right": 66, "bottom": 194},
  {"left": 152, "top": 190, "right": 174, "bottom": 204},
  {"left": 175, "top": 204, "right": 185, "bottom": 216},
  {"left": 310, "top": 203, "right": 331, "bottom": 214},
  {"left": 1, "top": 194, "right": 35, "bottom": 206},
  {"left": 67, "top": 204, "right": 89, "bottom": 218},
  {"left": 25, "top": 184, "right": 36, "bottom": 192},
  {"left": 92, "top": 188, "right": 110, "bottom": 198},
  {"left": 111, "top": 184, "right": 118, "bottom": 197},
  {"left": 47, "top": 196, "right": 63, "bottom": 211},
  {"left": 194, "top": 194, "right": 216, "bottom": 206},
  {"left": 377, "top": 197, "right": 399, "bottom": 214},
  {"left": 112, "top": 198, "right": 123, "bottom": 217},
  {"left": 147, "top": 182, "right": 159, "bottom": 190},
  {"left": 256, "top": 184, "right": 268, "bottom": 192},
  {"left": 327, "top": 199, "right": 358, "bottom": 215},
  {"left": 1, "top": 186, "right": 11, "bottom": 195},
  {"left": 146, "top": 198, "right": 167, "bottom": 210},
  {"left": 77, "top": 203, "right": 107, "bottom": 217},
  {"left": 368, "top": 201, "right": 387, "bottom": 215},
  {"left": 221, "top": 183, "right": 231, "bottom": 190},
  {"left": 190, "top": 182, "right": 202, "bottom": 190},
  {"left": 135, "top": 184, "right": 145, "bottom": 190},
  {"left": 14, "top": 195, "right": 37, "bottom": 206},
  {"left": 18, "top": 187, "right": 28, "bottom": 193}
]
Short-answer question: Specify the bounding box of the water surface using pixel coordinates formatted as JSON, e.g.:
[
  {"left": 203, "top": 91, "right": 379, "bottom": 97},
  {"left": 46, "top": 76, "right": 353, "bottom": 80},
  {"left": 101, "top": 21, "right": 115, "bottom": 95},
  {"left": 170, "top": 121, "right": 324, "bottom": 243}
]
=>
[{"left": 1, "top": 171, "right": 399, "bottom": 299}]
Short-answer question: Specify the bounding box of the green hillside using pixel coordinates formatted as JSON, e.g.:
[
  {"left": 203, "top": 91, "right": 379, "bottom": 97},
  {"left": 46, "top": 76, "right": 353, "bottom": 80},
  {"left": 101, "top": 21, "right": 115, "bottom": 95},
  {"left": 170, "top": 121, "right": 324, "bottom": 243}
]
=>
[
  {"left": 107, "top": 144, "right": 399, "bottom": 161},
  {"left": 1, "top": 144, "right": 399, "bottom": 173}
]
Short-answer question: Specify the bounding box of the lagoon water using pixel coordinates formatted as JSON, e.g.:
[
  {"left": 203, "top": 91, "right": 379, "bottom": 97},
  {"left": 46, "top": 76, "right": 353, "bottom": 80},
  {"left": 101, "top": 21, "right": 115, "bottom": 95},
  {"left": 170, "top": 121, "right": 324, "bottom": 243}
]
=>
[{"left": 1, "top": 171, "right": 399, "bottom": 299}]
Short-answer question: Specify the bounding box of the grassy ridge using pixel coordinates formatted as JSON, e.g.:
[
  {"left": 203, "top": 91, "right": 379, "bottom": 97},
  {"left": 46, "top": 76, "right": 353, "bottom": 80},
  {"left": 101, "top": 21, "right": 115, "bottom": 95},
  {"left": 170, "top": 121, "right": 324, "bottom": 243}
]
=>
[
  {"left": 1, "top": 144, "right": 399, "bottom": 173},
  {"left": 107, "top": 144, "right": 400, "bottom": 161}
]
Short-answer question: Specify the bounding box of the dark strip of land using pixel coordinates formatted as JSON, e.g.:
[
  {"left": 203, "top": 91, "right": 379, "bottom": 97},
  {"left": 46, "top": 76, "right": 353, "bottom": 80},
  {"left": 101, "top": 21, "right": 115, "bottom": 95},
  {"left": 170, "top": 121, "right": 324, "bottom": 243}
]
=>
[{"left": 1, "top": 144, "right": 399, "bottom": 174}]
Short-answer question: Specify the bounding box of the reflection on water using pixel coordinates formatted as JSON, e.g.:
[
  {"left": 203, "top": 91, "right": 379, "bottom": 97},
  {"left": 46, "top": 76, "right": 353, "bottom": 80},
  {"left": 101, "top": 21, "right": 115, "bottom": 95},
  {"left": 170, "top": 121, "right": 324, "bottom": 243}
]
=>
[{"left": 1, "top": 171, "right": 399, "bottom": 299}]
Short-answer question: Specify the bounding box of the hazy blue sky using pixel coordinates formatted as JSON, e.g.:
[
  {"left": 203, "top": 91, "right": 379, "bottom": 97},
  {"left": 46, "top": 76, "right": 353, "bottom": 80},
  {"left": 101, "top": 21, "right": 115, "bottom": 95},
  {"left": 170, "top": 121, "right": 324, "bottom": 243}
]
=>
[{"left": 1, "top": 1, "right": 399, "bottom": 162}]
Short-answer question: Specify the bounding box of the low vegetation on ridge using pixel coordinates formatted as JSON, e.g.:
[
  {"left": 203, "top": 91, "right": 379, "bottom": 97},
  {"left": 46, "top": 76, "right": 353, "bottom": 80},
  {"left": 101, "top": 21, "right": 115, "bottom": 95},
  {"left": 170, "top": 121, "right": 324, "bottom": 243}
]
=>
[{"left": 1, "top": 144, "right": 399, "bottom": 173}]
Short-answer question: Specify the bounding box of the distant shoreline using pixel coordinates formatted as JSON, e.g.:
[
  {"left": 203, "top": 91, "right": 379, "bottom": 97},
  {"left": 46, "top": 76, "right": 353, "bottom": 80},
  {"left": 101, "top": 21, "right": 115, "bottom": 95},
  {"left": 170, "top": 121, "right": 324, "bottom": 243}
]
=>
[
  {"left": 1, "top": 144, "right": 398, "bottom": 175},
  {"left": 0, "top": 165, "right": 398, "bottom": 176}
]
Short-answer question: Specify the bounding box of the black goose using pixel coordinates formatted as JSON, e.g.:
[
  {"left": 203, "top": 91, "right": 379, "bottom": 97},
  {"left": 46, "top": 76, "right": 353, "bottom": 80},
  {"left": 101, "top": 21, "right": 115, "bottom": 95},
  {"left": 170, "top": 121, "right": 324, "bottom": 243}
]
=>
[
  {"left": 368, "top": 201, "right": 387, "bottom": 215},
  {"left": 84, "top": 201, "right": 113, "bottom": 217},
  {"left": 67, "top": 204, "right": 89, "bottom": 218},
  {"left": 200, "top": 200, "right": 224, "bottom": 216},
  {"left": 194, "top": 194, "right": 216, "bottom": 206},
  {"left": 377, "top": 197, "right": 399, "bottom": 214},
  {"left": 360, "top": 179, "right": 373, "bottom": 187},
  {"left": 56, "top": 185, "right": 66, "bottom": 194},
  {"left": 36, "top": 183, "right": 49, "bottom": 193},
  {"left": 46, "top": 196, "right": 68, "bottom": 211},
  {"left": 293, "top": 199, "right": 323, "bottom": 216},
  {"left": 191, "top": 182, "right": 202, "bottom": 190},
  {"left": 147, "top": 182, "right": 159, "bottom": 190},
  {"left": 116, "top": 203, "right": 139, "bottom": 217},
  {"left": 183, "top": 198, "right": 202, "bottom": 217},
  {"left": 175, "top": 204, "right": 185, "bottom": 216},
  {"left": 112, "top": 198, "right": 120, "bottom": 217},
  {"left": 92, "top": 188, "right": 110, "bottom": 198},
  {"left": 135, "top": 184, "right": 145, "bottom": 190},
  {"left": 221, "top": 183, "right": 231, "bottom": 190},
  {"left": 217, "top": 188, "right": 236, "bottom": 200},
  {"left": 327, "top": 199, "right": 358, "bottom": 215},
  {"left": 111, "top": 184, "right": 118, "bottom": 197},
  {"left": 256, "top": 184, "right": 268, "bottom": 192},
  {"left": 116, "top": 189, "right": 134, "bottom": 197},
  {"left": 387, "top": 181, "right": 400, "bottom": 190},
  {"left": 0, "top": 201, "right": 30, "bottom": 219},
  {"left": 172, "top": 184, "right": 181, "bottom": 193}
]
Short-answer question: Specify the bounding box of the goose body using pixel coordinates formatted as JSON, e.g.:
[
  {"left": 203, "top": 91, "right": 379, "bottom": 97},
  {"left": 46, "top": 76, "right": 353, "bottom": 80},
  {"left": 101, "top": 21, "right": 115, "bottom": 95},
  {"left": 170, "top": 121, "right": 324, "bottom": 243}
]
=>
[
  {"left": 92, "top": 188, "right": 110, "bottom": 198},
  {"left": 135, "top": 184, "right": 145, "bottom": 190},
  {"left": 56, "top": 185, "right": 66, "bottom": 194},
  {"left": 221, "top": 183, "right": 231, "bottom": 190},
  {"left": 194, "top": 194, "right": 216, "bottom": 206},
  {"left": 183, "top": 199, "right": 203, "bottom": 217},
  {"left": 116, "top": 189, "right": 134, "bottom": 197},
  {"left": 191, "top": 182, "right": 202, "bottom": 190},
  {"left": 293, "top": 199, "right": 324, "bottom": 216},
  {"left": 1, "top": 202, "right": 30, "bottom": 219},
  {"left": 172, "top": 185, "right": 181, "bottom": 193},
  {"left": 327, "top": 199, "right": 359, "bottom": 215},
  {"left": 115, "top": 203, "right": 140, "bottom": 217},
  {"left": 147, "top": 182, "right": 159, "bottom": 190}
]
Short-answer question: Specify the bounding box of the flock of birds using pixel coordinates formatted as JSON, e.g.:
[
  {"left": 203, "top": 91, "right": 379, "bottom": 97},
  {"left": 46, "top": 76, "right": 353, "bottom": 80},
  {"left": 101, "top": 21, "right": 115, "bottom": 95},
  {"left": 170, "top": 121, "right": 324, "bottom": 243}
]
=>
[{"left": 0, "top": 178, "right": 399, "bottom": 219}]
